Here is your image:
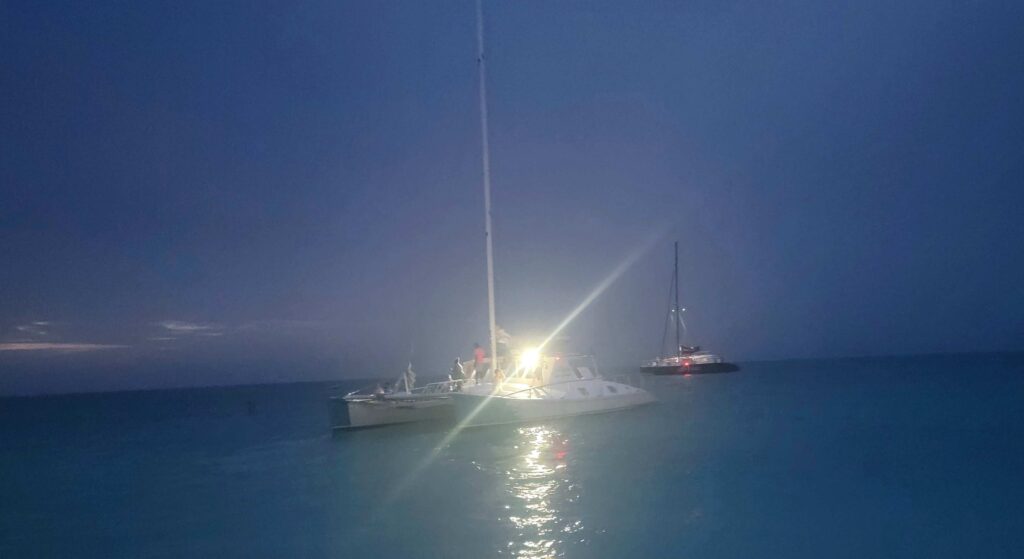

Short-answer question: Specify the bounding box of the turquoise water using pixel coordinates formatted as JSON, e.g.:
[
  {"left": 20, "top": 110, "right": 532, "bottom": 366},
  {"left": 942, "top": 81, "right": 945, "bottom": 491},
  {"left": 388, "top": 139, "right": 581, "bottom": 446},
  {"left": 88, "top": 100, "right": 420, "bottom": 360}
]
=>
[{"left": 2, "top": 353, "right": 1023, "bottom": 557}]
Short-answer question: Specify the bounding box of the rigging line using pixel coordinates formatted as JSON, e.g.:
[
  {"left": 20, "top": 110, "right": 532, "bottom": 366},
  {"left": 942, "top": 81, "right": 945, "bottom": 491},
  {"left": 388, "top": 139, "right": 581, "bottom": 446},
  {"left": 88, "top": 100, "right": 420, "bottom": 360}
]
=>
[
  {"left": 658, "top": 268, "right": 674, "bottom": 358},
  {"left": 673, "top": 241, "right": 681, "bottom": 357}
]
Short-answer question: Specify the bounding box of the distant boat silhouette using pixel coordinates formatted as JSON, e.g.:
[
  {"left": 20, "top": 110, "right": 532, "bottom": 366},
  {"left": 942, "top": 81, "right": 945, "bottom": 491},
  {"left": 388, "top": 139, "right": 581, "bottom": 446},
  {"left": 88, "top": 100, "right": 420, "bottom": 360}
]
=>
[{"left": 640, "top": 241, "right": 739, "bottom": 375}]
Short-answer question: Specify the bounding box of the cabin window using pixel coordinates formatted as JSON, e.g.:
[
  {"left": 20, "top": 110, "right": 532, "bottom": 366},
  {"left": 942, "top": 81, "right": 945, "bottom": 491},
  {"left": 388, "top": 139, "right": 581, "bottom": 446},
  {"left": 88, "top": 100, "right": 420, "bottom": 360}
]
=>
[
  {"left": 577, "top": 387, "right": 589, "bottom": 396},
  {"left": 552, "top": 361, "right": 572, "bottom": 380},
  {"left": 568, "top": 357, "right": 598, "bottom": 378},
  {"left": 606, "top": 384, "right": 618, "bottom": 394}
]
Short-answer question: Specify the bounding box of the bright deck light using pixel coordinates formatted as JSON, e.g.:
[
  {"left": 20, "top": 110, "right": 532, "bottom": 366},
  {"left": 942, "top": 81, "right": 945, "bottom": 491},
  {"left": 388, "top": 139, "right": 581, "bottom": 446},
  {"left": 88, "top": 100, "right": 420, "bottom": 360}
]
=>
[{"left": 520, "top": 348, "right": 541, "bottom": 370}]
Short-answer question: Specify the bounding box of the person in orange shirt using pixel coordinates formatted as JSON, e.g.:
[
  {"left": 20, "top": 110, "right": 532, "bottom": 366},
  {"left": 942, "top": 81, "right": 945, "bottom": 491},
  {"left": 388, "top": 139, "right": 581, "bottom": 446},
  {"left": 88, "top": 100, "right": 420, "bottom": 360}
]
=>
[{"left": 473, "top": 342, "right": 486, "bottom": 382}]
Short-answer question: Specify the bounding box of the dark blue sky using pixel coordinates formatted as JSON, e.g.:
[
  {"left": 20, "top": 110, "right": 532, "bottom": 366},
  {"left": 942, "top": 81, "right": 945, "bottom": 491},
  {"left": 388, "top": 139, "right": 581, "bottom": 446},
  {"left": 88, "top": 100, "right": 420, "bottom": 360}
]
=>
[{"left": 2, "top": 1, "right": 1022, "bottom": 394}]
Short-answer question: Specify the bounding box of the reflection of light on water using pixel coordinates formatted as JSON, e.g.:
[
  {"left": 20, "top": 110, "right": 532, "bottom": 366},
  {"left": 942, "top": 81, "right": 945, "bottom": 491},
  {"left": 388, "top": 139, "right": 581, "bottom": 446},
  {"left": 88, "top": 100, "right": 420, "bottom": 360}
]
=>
[{"left": 502, "top": 425, "right": 583, "bottom": 558}]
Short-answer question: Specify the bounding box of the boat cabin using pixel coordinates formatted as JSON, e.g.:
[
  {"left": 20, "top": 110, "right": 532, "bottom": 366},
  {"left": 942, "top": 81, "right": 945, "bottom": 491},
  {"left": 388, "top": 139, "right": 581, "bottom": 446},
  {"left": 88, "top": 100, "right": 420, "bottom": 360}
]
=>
[{"left": 502, "top": 353, "right": 599, "bottom": 388}]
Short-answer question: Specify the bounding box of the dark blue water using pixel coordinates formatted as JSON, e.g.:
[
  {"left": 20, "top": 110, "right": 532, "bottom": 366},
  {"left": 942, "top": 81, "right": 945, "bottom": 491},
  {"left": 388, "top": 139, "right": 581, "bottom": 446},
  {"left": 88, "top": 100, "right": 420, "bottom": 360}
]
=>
[{"left": 2, "top": 353, "right": 1023, "bottom": 558}]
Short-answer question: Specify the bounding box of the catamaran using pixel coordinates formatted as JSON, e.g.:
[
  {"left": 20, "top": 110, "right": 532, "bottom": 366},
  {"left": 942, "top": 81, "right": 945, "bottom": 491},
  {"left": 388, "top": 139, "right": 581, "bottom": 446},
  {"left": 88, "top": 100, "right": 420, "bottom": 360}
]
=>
[
  {"left": 640, "top": 241, "right": 740, "bottom": 375},
  {"left": 449, "top": 2, "right": 654, "bottom": 426},
  {"left": 331, "top": 1, "right": 654, "bottom": 430}
]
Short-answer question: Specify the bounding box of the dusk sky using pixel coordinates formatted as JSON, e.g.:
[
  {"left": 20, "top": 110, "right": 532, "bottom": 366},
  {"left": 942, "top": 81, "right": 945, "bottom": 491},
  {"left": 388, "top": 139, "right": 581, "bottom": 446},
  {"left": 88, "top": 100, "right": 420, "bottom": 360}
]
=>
[{"left": 2, "top": 0, "right": 1022, "bottom": 395}]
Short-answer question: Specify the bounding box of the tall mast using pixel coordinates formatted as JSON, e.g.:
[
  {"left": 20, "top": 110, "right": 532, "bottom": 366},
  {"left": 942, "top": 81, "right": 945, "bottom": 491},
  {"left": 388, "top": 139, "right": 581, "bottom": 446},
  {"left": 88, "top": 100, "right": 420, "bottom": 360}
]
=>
[
  {"left": 476, "top": 0, "right": 498, "bottom": 372},
  {"left": 673, "top": 241, "right": 681, "bottom": 357}
]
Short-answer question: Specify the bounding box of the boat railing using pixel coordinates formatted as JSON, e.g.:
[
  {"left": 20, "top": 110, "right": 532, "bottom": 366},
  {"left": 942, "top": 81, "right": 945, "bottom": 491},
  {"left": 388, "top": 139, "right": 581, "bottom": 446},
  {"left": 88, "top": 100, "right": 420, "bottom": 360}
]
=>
[
  {"left": 341, "top": 378, "right": 464, "bottom": 399},
  {"left": 412, "top": 379, "right": 465, "bottom": 394}
]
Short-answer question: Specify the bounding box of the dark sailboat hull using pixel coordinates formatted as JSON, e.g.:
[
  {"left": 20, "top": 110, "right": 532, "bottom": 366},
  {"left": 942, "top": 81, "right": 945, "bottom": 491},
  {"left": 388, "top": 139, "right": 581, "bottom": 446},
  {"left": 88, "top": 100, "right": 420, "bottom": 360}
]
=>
[{"left": 641, "top": 362, "right": 741, "bottom": 375}]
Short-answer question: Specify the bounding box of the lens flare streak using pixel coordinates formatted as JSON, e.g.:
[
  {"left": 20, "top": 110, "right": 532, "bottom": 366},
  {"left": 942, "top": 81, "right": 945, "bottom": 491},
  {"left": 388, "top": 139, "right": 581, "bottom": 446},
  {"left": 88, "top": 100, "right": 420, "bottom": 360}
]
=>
[{"left": 539, "top": 227, "right": 669, "bottom": 351}]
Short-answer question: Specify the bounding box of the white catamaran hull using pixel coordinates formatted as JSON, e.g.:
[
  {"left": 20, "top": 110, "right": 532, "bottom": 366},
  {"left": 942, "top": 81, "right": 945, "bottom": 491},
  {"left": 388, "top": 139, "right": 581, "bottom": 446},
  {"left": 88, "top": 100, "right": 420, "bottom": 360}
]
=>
[
  {"left": 452, "top": 389, "right": 654, "bottom": 428},
  {"left": 330, "top": 396, "right": 454, "bottom": 430}
]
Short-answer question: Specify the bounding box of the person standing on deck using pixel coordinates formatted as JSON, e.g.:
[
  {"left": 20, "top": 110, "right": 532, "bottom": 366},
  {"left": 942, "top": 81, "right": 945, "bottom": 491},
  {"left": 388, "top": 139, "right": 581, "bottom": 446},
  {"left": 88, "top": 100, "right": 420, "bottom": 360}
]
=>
[
  {"left": 473, "top": 342, "right": 486, "bottom": 382},
  {"left": 495, "top": 325, "right": 511, "bottom": 359},
  {"left": 449, "top": 358, "right": 465, "bottom": 391},
  {"left": 450, "top": 358, "right": 465, "bottom": 381}
]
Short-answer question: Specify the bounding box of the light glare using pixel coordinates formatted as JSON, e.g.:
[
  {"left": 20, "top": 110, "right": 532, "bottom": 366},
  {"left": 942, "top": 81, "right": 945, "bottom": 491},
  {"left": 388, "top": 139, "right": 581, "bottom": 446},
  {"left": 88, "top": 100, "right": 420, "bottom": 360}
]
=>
[{"left": 521, "top": 347, "right": 541, "bottom": 370}]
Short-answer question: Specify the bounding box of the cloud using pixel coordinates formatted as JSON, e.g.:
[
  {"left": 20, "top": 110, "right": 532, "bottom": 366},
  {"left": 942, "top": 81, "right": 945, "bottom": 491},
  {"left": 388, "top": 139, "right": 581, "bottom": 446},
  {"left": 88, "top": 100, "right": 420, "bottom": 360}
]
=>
[
  {"left": 238, "top": 319, "right": 324, "bottom": 332},
  {"left": 147, "top": 320, "right": 226, "bottom": 344},
  {"left": 13, "top": 321, "right": 51, "bottom": 338},
  {"left": 0, "top": 342, "right": 126, "bottom": 352},
  {"left": 156, "top": 320, "right": 221, "bottom": 333}
]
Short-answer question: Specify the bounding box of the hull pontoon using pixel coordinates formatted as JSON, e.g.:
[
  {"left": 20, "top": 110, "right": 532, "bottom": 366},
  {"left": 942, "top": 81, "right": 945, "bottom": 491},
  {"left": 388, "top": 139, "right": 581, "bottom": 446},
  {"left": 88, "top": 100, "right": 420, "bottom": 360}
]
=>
[
  {"left": 330, "top": 393, "right": 454, "bottom": 431},
  {"left": 329, "top": 377, "right": 462, "bottom": 431},
  {"left": 641, "top": 351, "right": 740, "bottom": 375},
  {"left": 454, "top": 353, "right": 654, "bottom": 428}
]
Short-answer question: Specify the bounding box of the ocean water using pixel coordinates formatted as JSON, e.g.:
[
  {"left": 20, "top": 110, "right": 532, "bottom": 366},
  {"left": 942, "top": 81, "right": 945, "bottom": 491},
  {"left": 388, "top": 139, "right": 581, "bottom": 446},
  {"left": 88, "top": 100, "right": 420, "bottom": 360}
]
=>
[{"left": 2, "top": 353, "right": 1022, "bottom": 558}]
